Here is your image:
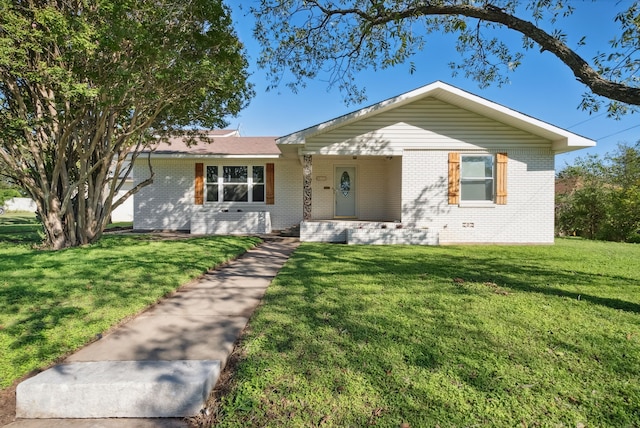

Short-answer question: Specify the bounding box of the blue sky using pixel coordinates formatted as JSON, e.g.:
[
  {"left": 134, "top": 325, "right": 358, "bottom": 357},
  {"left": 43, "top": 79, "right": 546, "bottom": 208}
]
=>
[{"left": 228, "top": 1, "right": 639, "bottom": 169}]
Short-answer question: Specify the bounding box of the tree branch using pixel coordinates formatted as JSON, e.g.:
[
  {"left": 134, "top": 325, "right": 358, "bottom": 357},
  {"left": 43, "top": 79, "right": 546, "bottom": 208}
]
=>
[
  {"left": 112, "top": 151, "right": 154, "bottom": 212},
  {"left": 324, "top": 2, "right": 640, "bottom": 105}
]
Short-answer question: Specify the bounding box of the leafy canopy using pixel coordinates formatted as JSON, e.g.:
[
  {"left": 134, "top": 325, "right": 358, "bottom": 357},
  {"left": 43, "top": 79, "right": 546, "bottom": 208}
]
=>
[
  {"left": 0, "top": 0, "right": 253, "bottom": 248},
  {"left": 251, "top": 0, "right": 640, "bottom": 114},
  {"left": 556, "top": 142, "right": 640, "bottom": 242}
]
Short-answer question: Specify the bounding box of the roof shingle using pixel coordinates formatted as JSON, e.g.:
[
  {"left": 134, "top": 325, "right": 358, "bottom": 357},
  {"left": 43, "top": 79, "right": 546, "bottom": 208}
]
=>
[{"left": 147, "top": 133, "right": 280, "bottom": 156}]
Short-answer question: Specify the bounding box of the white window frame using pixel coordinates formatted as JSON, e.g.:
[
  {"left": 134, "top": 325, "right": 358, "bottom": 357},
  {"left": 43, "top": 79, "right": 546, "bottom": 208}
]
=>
[
  {"left": 205, "top": 165, "right": 265, "bottom": 203},
  {"left": 460, "top": 154, "right": 495, "bottom": 204}
]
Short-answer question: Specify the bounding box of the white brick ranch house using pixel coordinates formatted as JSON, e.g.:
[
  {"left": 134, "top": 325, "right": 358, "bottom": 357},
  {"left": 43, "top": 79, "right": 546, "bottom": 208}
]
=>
[{"left": 132, "top": 81, "right": 595, "bottom": 244}]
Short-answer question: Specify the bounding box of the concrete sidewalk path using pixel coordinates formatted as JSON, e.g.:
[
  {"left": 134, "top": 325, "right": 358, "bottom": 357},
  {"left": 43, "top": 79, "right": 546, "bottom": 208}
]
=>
[{"left": 8, "top": 238, "right": 299, "bottom": 427}]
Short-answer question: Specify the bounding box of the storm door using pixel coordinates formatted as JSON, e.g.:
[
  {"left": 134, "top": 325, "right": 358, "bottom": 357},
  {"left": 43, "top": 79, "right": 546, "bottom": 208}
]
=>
[{"left": 335, "top": 166, "right": 356, "bottom": 217}]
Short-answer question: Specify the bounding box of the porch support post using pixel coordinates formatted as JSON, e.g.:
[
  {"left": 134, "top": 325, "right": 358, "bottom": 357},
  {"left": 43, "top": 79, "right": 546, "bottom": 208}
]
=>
[{"left": 303, "top": 154, "right": 312, "bottom": 221}]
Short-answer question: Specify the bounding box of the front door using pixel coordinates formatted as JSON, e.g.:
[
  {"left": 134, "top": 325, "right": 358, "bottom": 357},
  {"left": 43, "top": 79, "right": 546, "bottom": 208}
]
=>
[{"left": 335, "top": 166, "right": 356, "bottom": 217}]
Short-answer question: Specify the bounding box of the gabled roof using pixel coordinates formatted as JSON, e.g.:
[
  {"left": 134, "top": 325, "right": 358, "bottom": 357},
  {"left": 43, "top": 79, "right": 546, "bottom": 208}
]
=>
[
  {"left": 278, "top": 81, "right": 596, "bottom": 154},
  {"left": 144, "top": 132, "right": 281, "bottom": 158}
]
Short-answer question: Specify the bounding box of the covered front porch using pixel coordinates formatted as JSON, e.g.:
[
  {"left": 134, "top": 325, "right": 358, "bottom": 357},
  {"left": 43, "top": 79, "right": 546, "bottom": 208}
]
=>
[
  {"left": 298, "top": 154, "right": 436, "bottom": 245},
  {"left": 301, "top": 154, "right": 403, "bottom": 223}
]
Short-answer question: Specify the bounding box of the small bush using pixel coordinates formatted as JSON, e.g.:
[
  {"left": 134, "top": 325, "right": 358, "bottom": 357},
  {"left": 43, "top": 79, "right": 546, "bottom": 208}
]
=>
[
  {"left": 0, "top": 188, "right": 21, "bottom": 207},
  {"left": 626, "top": 232, "right": 640, "bottom": 244}
]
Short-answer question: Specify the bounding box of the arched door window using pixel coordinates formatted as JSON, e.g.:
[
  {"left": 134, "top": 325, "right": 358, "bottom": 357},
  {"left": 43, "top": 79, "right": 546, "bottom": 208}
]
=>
[{"left": 340, "top": 171, "right": 351, "bottom": 197}]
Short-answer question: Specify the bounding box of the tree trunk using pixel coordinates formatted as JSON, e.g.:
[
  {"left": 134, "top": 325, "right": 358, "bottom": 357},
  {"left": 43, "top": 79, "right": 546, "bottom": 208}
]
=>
[
  {"left": 38, "top": 197, "right": 70, "bottom": 250},
  {"left": 35, "top": 179, "right": 110, "bottom": 250}
]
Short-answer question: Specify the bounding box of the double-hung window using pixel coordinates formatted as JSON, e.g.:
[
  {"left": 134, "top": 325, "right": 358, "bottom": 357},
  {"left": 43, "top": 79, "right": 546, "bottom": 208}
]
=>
[
  {"left": 206, "top": 166, "right": 219, "bottom": 202},
  {"left": 460, "top": 155, "right": 494, "bottom": 202},
  {"left": 251, "top": 166, "right": 265, "bottom": 202},
  {"left": 449, "top": 152, "right": 507, "bottom": 205},
  {"left": 205, "top": 165, "right": 265, "bottom": 203}
]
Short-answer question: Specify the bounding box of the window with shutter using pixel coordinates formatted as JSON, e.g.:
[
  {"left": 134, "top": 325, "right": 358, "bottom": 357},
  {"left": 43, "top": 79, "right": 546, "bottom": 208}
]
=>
[
  {"left": 202, "top": 164, "right": 267, "bottom": 203},
  {"left": 448, "top": 153, "right": 508, "bottom": 205}
]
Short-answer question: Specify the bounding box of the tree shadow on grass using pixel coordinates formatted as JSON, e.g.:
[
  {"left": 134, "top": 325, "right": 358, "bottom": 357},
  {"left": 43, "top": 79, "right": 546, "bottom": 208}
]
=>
[
  {"left": 313, "top": 244, "right": 640, "bottom": 314},
  {"left": 226, "top": 243, "right": 640, "bottom": 426},
  {"left": 0, "top": 214, "right": 43, "bottom": 245}
]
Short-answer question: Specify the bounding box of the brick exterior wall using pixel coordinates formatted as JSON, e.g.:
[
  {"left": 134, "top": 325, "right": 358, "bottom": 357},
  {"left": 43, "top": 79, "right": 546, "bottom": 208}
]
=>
[
  {"left": 191, "top": 211, "right": 271, "bottom": 234},
  {"left": 134, "top": 149, "right": 554, "bottom": 244},
  {"left": 301, "top": 220, "right": 401, "bottom": 242},
  {"left": 300, "top": 221, "right": 437, "bottom": 245},
  {"left": 133, "top": 159, "right": 194, "bottom": 231},
  {"left": 401, "top": 148, "right": 555, "bottom": 244},
  {"left": 133, "top": 157, "right": 303, "bottom": 232},
  {"left": 348, "top": 228, "right": 437, "bottom": 245}
]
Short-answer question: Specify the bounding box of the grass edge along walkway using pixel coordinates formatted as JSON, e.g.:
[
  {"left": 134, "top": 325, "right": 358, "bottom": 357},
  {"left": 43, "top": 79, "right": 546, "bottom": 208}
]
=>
[
  {"left": 214, "top": 239, "right": 640, "bottom": 427},
  {"left": 0, "top": 233, "right": 261, "bottom": 389}
]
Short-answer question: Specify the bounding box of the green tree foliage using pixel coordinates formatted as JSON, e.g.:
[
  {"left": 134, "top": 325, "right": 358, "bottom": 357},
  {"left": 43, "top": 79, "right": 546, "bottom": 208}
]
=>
[
  {"left": 251, "top": 0, "right": 640, "bottom": 112},
  {"left": 556, "top": 143, "right": 640, "bottom": 242},
  {"left": 0, "top": 187, "right": 21, "bottom": 208},
  {"left": 0, "top": 0, "right": 252, "bottom": 249}
]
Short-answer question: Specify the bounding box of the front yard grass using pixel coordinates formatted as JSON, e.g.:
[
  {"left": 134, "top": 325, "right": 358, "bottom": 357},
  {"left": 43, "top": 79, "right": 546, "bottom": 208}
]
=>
[
  {"left": 0, "top": 212, "right": 42, "bottom": 244},
  {"left": 216, "top": 239, "right": 640, "bottom": 427},
  {"left": 0, "top": 222, "right": 260, "bottom": 389}
]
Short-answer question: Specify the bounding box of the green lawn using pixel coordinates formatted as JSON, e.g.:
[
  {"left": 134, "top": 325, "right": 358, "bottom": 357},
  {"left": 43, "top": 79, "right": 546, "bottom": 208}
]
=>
[
  {"left": 0, "top": 215, "right": 260, "bottom": 388},
  {"left": 0, "top": 212, "right": 132, "bottom": 244},
  {"left": 215, "top": 239, "right": 640, "bottom": 427},
  {"left": 0, "top": 213, "right": 43, "bottom": 244}
]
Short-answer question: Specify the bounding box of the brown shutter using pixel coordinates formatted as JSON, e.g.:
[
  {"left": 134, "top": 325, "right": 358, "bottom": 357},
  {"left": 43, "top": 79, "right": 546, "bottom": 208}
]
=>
[
  {"left": 266, "top": 163, "right": 275, "bottom": 205},
  {"left": 195, "top": 163, "right": 204, "bottom": 205},
  {"left": 496, "top": 153, "right": 508, "bottom": 205},
  {"left": 448, "top": 152, "right": 460, "bottom": 205}
]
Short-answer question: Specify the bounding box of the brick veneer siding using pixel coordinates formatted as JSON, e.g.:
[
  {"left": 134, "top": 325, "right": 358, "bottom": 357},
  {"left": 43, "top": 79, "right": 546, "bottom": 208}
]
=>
[
  {"left": 133, "top": 157, "right": 303, "bottom": 231},
  {"left": 191, "top": 211, "right": 272, "bottom": 235},
  {"left": 401, "top": 149, "right": 555, "bottom": 244},
  {"left": 347, "top": 228, "right": 438, "bottom": 245},
  {"left": 133, "top": 149, "right": 554, "bottom": 243},
  {"left": 300, "top": 220, "right": 403, "bottom": 242}
]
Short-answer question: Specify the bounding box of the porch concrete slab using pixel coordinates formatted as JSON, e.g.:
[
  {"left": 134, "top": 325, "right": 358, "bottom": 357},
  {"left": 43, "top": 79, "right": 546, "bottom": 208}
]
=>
[{"left": 16, "top": 361, "right": 219, "bottom": 419}]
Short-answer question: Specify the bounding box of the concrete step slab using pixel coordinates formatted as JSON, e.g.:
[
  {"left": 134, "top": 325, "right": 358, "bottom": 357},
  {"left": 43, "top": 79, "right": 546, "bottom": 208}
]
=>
[{"left": 16, "top": 360, "right": 219, "bottom": 419}]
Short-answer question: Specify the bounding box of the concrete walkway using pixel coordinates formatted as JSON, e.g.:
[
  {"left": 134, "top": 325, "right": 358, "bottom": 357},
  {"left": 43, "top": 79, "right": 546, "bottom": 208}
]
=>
[{"left": 7, "top": 238, "right": 299, "bottom": 427}]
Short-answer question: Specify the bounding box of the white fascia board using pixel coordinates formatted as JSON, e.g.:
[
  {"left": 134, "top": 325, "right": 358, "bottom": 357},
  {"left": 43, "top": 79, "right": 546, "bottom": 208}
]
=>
[{"left": 551, "top": 135, "right": 597, "bottom": 154}]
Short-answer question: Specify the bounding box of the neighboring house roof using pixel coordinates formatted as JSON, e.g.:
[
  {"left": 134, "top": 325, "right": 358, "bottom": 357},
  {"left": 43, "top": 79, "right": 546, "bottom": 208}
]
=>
[
  {"left": 144, "top": 132, "right": 281, "bottom": 158},
  {"left": 278, "top": 81, "right": 596, "bottom": 154},
  {"left": 555, "top": 175, "right": 583, "bottom": 196},
  {"left": 206, "top": 129, "right": 241, "bottom": 137}
]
